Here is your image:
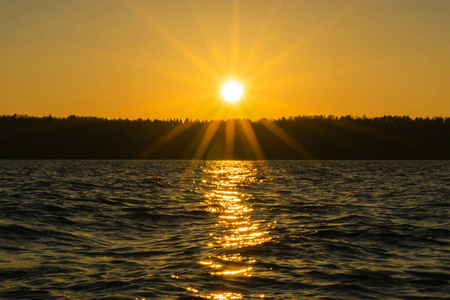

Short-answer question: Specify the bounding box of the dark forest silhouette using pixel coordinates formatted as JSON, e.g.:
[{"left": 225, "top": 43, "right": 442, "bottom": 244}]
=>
[{"left": 1, "top": 114, "right": 449, "bottom": 159}]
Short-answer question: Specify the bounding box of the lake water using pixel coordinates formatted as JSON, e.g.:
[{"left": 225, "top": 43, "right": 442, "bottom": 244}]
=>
[{"left": 0, "top": 160, "right": 449, "bottom": 299}]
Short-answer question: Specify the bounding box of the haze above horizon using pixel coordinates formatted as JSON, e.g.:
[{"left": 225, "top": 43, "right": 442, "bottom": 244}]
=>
[{"left": 1, "top": 0, "right": 449, "bottom": 120}]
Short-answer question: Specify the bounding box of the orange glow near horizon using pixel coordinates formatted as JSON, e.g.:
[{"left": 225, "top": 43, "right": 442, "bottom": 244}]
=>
[{"left": 1, "top": 1, "right": 449, "bottom": 119}]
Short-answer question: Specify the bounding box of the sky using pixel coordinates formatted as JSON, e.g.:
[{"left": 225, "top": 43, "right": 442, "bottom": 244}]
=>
[{"left": 1, "top": 0, "right": 449, "bottom": 120}]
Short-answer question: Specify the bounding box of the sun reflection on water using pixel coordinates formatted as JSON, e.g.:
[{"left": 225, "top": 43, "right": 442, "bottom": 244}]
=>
[{"left": 189, "top": 161, "right": 274, "bottom": 298}]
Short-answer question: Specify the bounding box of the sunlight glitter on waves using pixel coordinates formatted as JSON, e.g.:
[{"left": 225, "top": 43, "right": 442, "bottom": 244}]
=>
[
  {"left": 215, "top": 233, "right": 271, "bottom": 248},
  {"left": 205, "top": 188, "right": 254, "bottom": 217},
  {"left": 219, "top": 195, "right": 241, "bottom": 201},
  {"left": 199, "top": 254, "right": 256, "bottom": 274},
  {"left": 188, "top": 290, "right": 264, "bottom": 300},
  {"left": 213, "top": 190, "right": 240, "bottom": 195},
  {"left": 205, "top": 183, "right": 271, "bottom": 248},
  {"left": 217, "top": 218, "right": 251, "bottom": 225},
  {"left": 211, "top": 267, "right": 253, "bottom": 277},
  {"left": 224, "top": 207, "right": 253, "bottom": 214},
  {"left": 197, "top": 292, "right": 243, "bottom": 300},
  {"left": 198, "top": 161, "right": 274, "bottom": 297},
  {"left": 236, "top": 225, "right": 258, "bottom": 232},
  {"left": 219, "top": 215, "right": 239, "bottom": 220},
  {"left": 199, "top": 261, "right": 223, "bottom": 269},
  {"left": 223, "top": 205, "right": 253, "bottom": 213},
  {"left": 203, "top": 164, "right": 258, "bottom": 175}
]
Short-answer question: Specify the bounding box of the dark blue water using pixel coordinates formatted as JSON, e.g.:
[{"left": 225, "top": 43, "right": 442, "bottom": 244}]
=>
[{"left": 0, "top": 160, "right": 449, "bottom": 299}]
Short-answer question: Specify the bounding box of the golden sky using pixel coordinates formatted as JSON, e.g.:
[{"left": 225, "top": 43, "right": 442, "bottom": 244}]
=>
[{"left": 1, "top": 0, "right": 449, "bottom": 120}]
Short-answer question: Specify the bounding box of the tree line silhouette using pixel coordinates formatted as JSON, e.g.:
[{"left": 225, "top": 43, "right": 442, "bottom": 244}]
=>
[{"left": 1, "top": 114, "right": 449, "bottom": 159}]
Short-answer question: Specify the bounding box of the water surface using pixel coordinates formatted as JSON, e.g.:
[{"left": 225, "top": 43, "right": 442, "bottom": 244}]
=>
[{"left": 0, "top": 160, "right": 449, "bottom": 299}]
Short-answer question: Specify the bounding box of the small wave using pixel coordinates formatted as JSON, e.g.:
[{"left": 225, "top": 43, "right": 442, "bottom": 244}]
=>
[{"left": 0, "top": 160, "right": 448, "bottom": 299}]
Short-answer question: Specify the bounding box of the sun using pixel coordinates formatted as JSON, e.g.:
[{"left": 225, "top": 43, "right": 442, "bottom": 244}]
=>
[{"left": 221, "top": 81, "right": 243, "bottom": 103}]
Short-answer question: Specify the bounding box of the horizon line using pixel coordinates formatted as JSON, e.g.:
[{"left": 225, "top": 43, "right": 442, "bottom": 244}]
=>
[{"left": 2, "top": 113, "right": 450, "bottom": 123}]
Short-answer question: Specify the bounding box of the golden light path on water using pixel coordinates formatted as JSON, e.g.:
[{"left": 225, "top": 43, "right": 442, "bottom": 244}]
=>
[{"left": 187, "top": 161, "right": 275, "bottom": 299}]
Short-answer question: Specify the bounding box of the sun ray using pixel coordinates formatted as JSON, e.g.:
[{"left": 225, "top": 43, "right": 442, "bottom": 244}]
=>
[
  {"left": 125, "top": 0, "right": 221, "bottom": 82},
  {"left": 260, "top": 118, "right": 314, "bottom": 159},
  {"left": 189, "top": 1, "right": 228, "bottom": 77},
  {"left": 229, "top": 0, "right": 241, "bottom": 76},
  {"left": 238, "top": 119, "right": 265, "bottom": 160},
  {"left": 246, "top": 31, "right": 317, "bottom": 84},
  {"left": 246, "top": 0, "right": 364, "bottom": 83},
  {"left": 317, "top": 117, "right": 416, "bottom": 147},
  {"left": 136, "top": 121, "right": 195, "bottom": 159},
  {"left": 151, "top": 65, "right": 214, "bottom": 89},
  {"left": 224, "top": 119, "right": 236, "bottom": 159},
  {"left": 240, "top": 0, "right": 284, "bottom": 77},
  {"left": 193, "top": 120, "right": 222, "bottom": 159},
  {"left": 123, "top": 0, "right": 364, "bottom": 124}
]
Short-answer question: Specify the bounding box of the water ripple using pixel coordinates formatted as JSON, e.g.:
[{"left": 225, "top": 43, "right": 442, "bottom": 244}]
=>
[{"left": 0, "top": 160, "right": 449, "bottom": 299}]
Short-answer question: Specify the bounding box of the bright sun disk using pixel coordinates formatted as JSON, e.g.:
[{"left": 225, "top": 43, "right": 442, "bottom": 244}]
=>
[{"left": 221, "top": 81, "right": 243, "bottom": 103}]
